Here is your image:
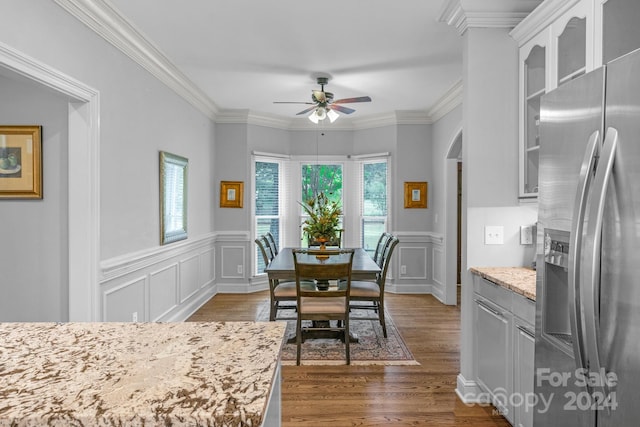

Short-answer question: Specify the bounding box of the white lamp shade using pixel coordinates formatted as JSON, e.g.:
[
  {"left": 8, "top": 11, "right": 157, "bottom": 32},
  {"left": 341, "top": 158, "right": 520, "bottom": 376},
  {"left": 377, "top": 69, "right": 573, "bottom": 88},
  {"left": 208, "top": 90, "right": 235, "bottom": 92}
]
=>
[
  {"left": 327, "top": 109, "right": 339, "bottom": 123},
  {"left": 308, "top": 112, "right": 320, "bottom": 124}
]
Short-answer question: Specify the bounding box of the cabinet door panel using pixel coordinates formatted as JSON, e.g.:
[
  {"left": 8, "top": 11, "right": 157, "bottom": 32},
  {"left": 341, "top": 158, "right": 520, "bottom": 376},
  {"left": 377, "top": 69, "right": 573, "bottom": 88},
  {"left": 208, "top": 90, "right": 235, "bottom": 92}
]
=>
[
  {"left": 602, "top": 0, "right": 640, "bottom": 64},
  {"left": 475, "top": 298, "right": 512, "bottom": 421},
  {"left": 514, "top": 323, "right": 535, "bottom": 427}
]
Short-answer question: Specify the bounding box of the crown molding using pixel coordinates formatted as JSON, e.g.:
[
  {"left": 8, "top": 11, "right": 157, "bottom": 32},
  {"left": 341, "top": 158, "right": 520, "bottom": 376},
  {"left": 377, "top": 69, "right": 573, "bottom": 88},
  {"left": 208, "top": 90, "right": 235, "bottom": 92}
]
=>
[
  {"left": 55, "top": 0, "right": 461, "bottom": 131},
  {"left": 52, "top": 0, "right": 219, "bottom": 119},
  {"left": 428, "top": 80, "right": 462, "bottom": 122},
  {"left": 439, "top": 0, "right": 541, "bottom": 35},
  {"left": 510, "top": 0, "right": 581, "bottom": 45}
]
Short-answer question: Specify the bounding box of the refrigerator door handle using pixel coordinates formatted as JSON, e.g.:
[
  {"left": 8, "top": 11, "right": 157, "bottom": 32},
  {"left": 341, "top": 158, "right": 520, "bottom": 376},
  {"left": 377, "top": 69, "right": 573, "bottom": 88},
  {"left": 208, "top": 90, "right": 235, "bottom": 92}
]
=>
[
  {"left": 582, "top": 127, "right": 618, "bottom": 406},
  {"left": 568, "top": 130, "right": 600, "bottom": 376}
]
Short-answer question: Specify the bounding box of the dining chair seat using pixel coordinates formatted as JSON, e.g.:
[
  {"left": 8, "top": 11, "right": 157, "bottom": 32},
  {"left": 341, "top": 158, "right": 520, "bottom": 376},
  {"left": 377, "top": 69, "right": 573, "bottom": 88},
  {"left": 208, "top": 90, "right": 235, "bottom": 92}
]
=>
[
  {"left": 349, "top": 281, "right": 381, "bottom": 298},
  {"left": 300, "top": 296, "right": 346, "bottom": 314},
  {"left": 273, "top": 281, "right": 314, "bottom": 298}
]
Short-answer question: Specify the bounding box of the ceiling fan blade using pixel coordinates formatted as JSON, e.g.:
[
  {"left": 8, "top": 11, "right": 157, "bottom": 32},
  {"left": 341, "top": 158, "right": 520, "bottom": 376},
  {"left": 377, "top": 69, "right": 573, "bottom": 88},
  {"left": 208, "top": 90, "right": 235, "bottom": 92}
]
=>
[
  {"left": 296, "top": 105, "right": 318, "bottom": 115},
  {"left": 273, "top": 101, "right": 314, "bottom": 105},
  {"left": 332, "top": 96, "right": 372, "bottom": 104},
  {"left": 329, "top": 104, "right": 355, "bottom": 114},
  {"left": 312, "top": 90, "right": 327, "bottom": 103}
]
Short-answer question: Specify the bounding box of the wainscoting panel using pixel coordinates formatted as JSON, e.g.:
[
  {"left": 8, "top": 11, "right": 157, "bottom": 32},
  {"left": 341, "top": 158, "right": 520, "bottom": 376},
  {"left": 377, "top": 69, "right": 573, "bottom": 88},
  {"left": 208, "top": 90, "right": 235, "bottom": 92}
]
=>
[
  {"left": 398, "top": 247, "right": 428, "bottom": 280},
  {"left": 179, "top": 254, "right": 201, "bottom": 303},
  {"left": 100, "top": 233, "right": 217, "bottom": 322},
  {"left": 221, "top": 246, "right": 245, "bottom": 279},
  {"left": 103, "top": 276, "right": 146, "bottom": 322},
  {"left": 200, "top": 248, "right": 215, "bottom": 288},
  {"left": 149, "top": 264, "right": 178, "bottom": 321},
  {"left": 388, "top": 231, "right": 444, "bottom": 295}
]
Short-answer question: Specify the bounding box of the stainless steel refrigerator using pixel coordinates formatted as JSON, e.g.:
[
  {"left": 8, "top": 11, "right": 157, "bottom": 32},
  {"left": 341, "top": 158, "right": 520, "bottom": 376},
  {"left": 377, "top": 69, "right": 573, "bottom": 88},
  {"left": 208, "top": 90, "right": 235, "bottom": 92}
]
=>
[{"left": 534, "top": 47, "right": 640, "bottom": 426}]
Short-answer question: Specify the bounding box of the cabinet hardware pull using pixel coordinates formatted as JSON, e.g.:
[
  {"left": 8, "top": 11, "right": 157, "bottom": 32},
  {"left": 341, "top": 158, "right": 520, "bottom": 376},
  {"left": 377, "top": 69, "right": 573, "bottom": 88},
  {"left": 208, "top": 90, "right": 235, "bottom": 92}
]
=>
[
  {"left": 517, "top": 325, "right": 535, "bottom": 339},
  {"left": 474, "top": 299, "right": 503, "bottom": 317}
]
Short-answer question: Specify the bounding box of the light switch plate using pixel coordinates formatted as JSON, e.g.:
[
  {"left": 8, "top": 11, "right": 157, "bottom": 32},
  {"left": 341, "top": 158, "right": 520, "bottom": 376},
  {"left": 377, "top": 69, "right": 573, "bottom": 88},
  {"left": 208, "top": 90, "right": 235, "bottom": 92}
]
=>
[
  {"left": 520, "top": 225, "right": 533, "bottom": 245},
  {"left": 485, "top": 226, "right": 504, "bottom": 245}
]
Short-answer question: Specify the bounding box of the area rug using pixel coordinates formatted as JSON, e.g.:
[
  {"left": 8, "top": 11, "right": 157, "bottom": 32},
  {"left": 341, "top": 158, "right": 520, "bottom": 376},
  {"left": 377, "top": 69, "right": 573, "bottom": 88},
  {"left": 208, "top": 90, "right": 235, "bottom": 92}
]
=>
[{"left": 257, "top": 302, "right": 419, "bottom": 366}]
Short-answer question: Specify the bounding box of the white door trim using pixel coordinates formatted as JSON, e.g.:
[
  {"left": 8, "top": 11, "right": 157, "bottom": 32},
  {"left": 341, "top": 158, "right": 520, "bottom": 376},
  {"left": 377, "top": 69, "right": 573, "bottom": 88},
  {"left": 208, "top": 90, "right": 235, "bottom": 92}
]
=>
[{"left": 0, "top": 41, "right": 100, "bottom": 321}]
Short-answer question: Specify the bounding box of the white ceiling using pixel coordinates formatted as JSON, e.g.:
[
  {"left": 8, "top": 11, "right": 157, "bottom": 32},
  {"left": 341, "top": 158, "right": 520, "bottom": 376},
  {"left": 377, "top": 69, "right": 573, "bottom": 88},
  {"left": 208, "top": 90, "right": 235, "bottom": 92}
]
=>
[{"left": 107, "top": 0, "right": 464, "bottom": 122}]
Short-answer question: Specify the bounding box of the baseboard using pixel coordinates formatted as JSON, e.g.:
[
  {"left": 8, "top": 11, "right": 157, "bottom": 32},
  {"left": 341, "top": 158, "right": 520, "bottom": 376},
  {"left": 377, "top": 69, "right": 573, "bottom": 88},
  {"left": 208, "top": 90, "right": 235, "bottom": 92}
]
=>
[
  {"left": 164, "top": 284, "right": 218, "bottom": 322},
  {"left": 456, "top": 373, "right": 489, "bottom": 404}
]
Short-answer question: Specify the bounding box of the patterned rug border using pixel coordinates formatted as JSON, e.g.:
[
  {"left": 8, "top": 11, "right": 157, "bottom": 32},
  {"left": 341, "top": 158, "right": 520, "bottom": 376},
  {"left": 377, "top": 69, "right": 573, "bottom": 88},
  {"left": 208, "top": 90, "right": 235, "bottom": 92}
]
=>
[{"left": 259, "top": 302, "right": 419, "bottom": 366}]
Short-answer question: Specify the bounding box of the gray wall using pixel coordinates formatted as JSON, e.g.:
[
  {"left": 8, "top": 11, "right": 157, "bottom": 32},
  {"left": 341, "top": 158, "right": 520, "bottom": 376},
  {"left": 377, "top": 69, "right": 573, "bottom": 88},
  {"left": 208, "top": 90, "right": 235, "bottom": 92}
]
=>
[
  {"left": 0, "top": 0, "right": 216, "bottom": 321},
  {"left": 0, "top": 73, "right": 69, "bottom": 321}
]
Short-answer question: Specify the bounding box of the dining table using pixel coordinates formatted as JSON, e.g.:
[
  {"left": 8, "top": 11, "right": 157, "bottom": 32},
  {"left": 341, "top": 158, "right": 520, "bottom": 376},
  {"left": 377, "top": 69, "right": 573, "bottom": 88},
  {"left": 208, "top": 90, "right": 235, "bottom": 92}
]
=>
[
  {"left": 265, "top": 247, "right": 381, "bottom": 343},
  {"left": 265, "top": 247, "right": 381, "bottom": 282}
]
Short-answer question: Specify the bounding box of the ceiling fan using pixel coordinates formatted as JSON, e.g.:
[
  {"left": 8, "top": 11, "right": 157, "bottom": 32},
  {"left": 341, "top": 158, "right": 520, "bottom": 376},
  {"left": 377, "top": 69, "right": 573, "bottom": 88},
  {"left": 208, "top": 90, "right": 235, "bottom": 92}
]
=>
[{"left": 274, "top": 77, "right": 371, "bottom": 123}]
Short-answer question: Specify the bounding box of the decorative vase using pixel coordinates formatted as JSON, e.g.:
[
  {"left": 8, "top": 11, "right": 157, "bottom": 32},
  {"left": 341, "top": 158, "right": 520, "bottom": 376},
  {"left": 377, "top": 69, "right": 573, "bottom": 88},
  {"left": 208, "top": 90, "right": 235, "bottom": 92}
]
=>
[{"left": 315, "top": 237, "right": 329, "bottom": 260}]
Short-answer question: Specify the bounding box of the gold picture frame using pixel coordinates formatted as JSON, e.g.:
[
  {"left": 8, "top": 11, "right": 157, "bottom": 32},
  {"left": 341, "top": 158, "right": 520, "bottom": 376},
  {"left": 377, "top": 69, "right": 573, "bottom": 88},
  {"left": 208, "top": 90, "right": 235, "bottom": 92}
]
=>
[
  {"left": 0, "top": 125, "right": 43, "bottom": 199},
  {"left": 404, "top": 181, "right": 427, "bottom": 208},
  {"left": 220, "top": 181, "right": 243, "bottom": 208}
]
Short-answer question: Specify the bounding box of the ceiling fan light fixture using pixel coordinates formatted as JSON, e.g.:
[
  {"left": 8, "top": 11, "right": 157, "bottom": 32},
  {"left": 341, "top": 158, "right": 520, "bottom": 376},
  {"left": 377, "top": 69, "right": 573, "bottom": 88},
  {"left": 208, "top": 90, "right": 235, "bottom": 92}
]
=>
[
  {"left": 327, "top": 109, "right": 339, "bottom": 123},
  {"left": 308, "top": 112, "right": 320, "bottom": 124},
  {"left": 316, "top": 107, "right": 327, "bottom": 120}
]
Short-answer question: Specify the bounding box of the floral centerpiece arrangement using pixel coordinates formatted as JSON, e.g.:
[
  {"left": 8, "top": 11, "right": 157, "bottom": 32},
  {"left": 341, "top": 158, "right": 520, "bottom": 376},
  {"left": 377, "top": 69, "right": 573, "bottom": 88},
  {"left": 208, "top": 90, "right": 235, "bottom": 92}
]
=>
[{"left": 299, "top": 192, "right": 342, "bottom": 246}]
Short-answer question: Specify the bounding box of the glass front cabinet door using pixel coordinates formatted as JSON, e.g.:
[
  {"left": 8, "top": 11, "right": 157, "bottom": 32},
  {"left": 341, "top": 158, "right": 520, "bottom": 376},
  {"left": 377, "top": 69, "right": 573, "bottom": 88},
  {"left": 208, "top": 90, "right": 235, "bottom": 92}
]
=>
[{"left": 519, "top": 37, "right": 546, "bottom": 199}]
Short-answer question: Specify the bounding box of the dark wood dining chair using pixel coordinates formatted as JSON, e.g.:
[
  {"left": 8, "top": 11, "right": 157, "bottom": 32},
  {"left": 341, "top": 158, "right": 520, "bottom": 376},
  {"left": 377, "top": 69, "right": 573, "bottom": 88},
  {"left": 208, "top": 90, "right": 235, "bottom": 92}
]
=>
[
  {"left": 256, "top": 237, "right": 306, "bottom": 321},
  {"left": 372, "top": 232, "right": 392, "bottom": 265},
  {"left": 292, "top": 248, "right": 355, "bottom": 365},
  {"left": 265, "top": 231, "right": 279, "bottom": 256},
  {"left": 348, "top": 235, "right": 399, "bottom": 338}
]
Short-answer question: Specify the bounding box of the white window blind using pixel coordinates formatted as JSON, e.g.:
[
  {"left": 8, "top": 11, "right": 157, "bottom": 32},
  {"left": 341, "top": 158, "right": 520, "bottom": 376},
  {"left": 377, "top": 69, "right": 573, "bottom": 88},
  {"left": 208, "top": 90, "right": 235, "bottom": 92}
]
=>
[
  {"left": 360, "top": 159, "right": 388, "bottom": 255},
  {"left": 255, "top": 159, "right": 281, "bottom": 274}
]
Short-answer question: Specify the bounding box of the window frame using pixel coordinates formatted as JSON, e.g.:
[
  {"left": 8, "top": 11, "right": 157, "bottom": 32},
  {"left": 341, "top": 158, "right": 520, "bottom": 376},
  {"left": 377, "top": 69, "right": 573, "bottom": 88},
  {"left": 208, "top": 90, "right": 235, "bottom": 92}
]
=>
[{"left": 251, "top": 153, "right": 390, "bottom": 275}]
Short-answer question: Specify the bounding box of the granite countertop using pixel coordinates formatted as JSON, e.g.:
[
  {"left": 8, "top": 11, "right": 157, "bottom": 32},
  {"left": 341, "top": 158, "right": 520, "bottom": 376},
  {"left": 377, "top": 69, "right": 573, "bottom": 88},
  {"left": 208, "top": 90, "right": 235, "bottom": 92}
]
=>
[
  {"left": 470, "top": 266, "right": 537, "bottom": 301},
  {"left": 0, "top": 321, "right": 286, "bottom": 427}
]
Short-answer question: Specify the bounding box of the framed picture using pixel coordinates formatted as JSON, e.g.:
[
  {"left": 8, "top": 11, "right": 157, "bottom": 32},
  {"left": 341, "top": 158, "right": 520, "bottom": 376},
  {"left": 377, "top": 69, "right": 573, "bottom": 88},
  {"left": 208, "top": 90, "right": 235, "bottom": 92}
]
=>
[
  {"left": 404, "top": 181, "right": 427, "bottom": 208},
  {"left": 160, "top": 151, "right": 188, "bottom": 245},
  {"left": 0, "top": 126, "right": 42, "bottom": 199},
  {"left": 220, "top": 181, "right": 243, "bottom": 208}
]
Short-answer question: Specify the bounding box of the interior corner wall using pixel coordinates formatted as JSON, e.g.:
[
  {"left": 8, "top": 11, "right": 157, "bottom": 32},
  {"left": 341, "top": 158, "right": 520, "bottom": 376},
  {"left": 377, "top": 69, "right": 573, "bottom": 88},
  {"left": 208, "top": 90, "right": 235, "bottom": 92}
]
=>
[
  {"left": 0, "top": 73, "right": 70, "bottom": 321},
  {"left": 393, "top": 124, "right": 434, "bottom": 232},
  {"left": 1, "top": 1, "right": 217, "bottom": 321}
]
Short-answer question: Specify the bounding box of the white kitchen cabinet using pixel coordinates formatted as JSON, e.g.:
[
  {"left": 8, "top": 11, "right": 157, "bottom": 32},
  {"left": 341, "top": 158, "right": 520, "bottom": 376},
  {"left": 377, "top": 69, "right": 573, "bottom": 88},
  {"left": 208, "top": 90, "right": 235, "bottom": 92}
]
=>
[
  {"left": 514, "top": 0, "right": 640, "bottom": 199},
  {"left": 597, "top": 0, "right": 640, "bottom": 65},
  {"left": 473, "top": 274, "right": 536, "bottom": 427},
  {"left": 513, "top": 315, "right": 535, "bottom": 427},
  {"left": 474, "top": 277, "right": 514, "bottom": 423},
  {"left": 513, "top": 0, "right": 593, "bottom": 199}
]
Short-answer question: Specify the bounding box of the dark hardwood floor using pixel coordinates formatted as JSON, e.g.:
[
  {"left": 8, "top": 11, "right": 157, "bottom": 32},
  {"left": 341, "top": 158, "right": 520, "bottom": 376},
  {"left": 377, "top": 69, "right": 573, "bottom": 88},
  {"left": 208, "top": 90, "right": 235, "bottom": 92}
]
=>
[{"left": 188, "top": 291, "right": 510, "bottom": 426}]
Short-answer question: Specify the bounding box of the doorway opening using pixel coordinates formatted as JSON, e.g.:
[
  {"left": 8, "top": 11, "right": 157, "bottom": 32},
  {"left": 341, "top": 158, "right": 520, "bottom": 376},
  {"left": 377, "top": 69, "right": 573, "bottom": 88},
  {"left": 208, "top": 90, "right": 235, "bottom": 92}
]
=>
[{"left": 446, "top": 130, "right": 462, "bottom": 306}]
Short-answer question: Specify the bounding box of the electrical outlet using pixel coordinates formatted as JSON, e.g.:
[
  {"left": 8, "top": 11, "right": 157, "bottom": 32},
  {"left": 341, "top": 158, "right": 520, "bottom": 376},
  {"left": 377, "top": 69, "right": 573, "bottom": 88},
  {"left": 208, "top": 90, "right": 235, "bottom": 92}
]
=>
[
  {"left": 237, "top": 265, "right": 243, "bottom": 275},
  {"left": 401, "top": 265, "right": 407, "bottom": 274},
  {"left": 520, "top": 225, "right": 533, "bottom": 245},
  {"left": 484, "top": 226, "right": 504, "bottom": 245},
  {"left": 132, "top": 311, "right": 138, "bottom": 322}
]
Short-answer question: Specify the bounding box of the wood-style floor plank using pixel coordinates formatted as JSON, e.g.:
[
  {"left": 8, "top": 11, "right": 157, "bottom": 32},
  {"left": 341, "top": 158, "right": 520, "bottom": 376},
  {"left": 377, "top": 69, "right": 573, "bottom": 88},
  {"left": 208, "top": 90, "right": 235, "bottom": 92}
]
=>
[{"left": 189, "top": 291, "right": 510, "bottom": 426}]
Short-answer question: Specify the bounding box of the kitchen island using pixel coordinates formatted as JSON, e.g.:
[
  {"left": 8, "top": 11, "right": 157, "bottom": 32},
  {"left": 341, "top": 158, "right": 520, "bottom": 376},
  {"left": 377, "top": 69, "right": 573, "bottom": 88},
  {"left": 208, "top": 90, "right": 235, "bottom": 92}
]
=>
[{"left": 0, "top": 321, "right": 285, "bottom": 426}]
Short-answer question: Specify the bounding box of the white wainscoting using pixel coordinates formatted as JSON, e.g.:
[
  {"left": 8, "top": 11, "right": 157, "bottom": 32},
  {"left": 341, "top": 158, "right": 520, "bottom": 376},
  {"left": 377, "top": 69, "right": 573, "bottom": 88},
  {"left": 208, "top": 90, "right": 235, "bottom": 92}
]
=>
[
  {"left": 388, "top": 232, "right": 445, "bottom": 300},
  {"left": 100, "top": 233, "right": 217, "bottom": 322}
]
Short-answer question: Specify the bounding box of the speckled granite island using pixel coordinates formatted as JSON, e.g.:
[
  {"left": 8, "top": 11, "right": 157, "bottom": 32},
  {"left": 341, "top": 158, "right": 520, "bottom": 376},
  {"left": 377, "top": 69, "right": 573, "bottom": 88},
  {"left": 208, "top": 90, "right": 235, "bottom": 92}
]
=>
[{"left": 0, "top": 321, "right": 286, "bottom": 427}]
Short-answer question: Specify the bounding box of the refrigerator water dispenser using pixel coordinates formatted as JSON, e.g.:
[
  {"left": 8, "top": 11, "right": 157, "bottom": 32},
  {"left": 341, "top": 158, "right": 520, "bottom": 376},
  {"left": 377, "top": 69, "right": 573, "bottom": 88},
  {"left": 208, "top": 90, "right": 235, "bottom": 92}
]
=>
[{"left": 542, "top": 229, "right": 573, "bottom": 352}]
